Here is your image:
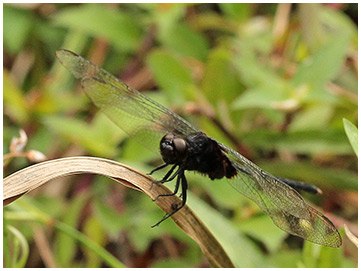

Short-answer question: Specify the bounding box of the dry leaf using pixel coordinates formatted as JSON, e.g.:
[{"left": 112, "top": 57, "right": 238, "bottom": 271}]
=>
[
  {"left": 3, "top": 156, "right": 234, "bottom": 268},
  {"left": 344, "top": 224, "right": 358, "bottom": 248}
]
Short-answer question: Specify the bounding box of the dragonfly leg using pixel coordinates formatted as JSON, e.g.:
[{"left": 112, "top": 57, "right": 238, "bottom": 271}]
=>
[
  {"left": 151, "top": 171, "right": 188, "bottom": 228},
  {"left": 153, "top": 173, "right": 181, "bottom": 201},
  {"left": 150, "top": 165, "right": 181, "bottom": 189},
  {"left": 148, "top": 163, "right": 168, "bottom": 175}
]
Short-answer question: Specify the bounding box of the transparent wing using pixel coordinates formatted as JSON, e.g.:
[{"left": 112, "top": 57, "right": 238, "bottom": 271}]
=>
[
  {"left": 218, "top": 142, "right": 342, "bottom": 248},
  {"left": 56, "top": 49, "right": 199, "bottom": 152}
]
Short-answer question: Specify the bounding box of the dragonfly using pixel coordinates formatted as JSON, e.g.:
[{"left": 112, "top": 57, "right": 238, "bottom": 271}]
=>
[{"left": 56, "top": 49, "right": 342, "bottom": 248}]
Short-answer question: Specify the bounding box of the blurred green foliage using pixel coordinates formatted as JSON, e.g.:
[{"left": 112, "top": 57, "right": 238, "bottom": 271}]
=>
[
  {"left": 343, "top": 118, "right": 358, "bottom": 157},
  {"left": 3, "top": 3, "right": 357, "bottom": 268}
]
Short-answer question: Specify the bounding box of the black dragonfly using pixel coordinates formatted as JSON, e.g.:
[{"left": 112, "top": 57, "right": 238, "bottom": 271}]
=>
[{"left": 56, "top": 49, "right": 342, "bottom": 248}]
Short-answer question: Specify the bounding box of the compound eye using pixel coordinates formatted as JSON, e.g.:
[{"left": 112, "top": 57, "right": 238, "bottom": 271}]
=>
[
  {"left": 173, "top": 138, "right": 187, "bottom": 155},
  {"left": 162, "top": 134, "right": 175, "bottom": 142}
]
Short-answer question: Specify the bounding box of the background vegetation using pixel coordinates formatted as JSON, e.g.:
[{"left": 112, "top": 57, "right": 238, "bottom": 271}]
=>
[{"left": 3, "top": 3, "right": 358, "bottom": 268}]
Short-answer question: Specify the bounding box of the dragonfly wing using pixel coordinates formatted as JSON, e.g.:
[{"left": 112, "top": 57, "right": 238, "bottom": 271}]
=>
[
  {"left": 219, "top": 142, "right": 342, "bottom": 248},
  {"left": 57, "top": 49, "right": 342, "bottom": 247},
  {"left": 56, "top": 50, "right": 199, "bottom": 153}
]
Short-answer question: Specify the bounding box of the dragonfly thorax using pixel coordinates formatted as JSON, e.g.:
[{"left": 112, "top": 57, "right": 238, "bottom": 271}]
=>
[{"left": 160, "top": 132, "right": 237, "bottom": 180}]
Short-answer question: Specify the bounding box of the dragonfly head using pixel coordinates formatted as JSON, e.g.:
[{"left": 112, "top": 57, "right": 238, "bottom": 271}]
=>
[{"left": 160, "top": 134, "right": 187, "bottom": 165}]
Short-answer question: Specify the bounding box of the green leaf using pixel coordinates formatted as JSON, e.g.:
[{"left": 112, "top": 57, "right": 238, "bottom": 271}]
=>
[
  {"left": 162, "top": 22, "right": 209, "bottom": 61},
  {"left": 298, "top": 4, "right": 326, "bottom": 52},
  {"left": 201, "top": 48, "right": 243, "bottom": 105},
  {"left": 33, "top": 196, "right": 65, "bottom": 218},
  {"left": 82, "top": 216, "right": 106, "bottom": 268},
  {"left": 54, "top": 4, "right": 143, "bottom": 52},
  {"left": 292, "top": 33, "right": 350, "bottom": 88},
  {"left": 318, "top": 245, "right": 343, "bottom": 268},
  {"left": 151, "top": 258, "right": 193, "bottom": 268},
  {"left": 232, "top": 86, "right": 290, "bottom": 110},
  {"left": 43, "top": 114, "right": 123, "bottom": 157},
  {"left": 301, "top": 241, "right": 319, "bottom": 267},
  {"left": 302, "top": 242, "right": 343, "bottom": 268},
  {"left": 122, "top": 194, "right": 164, "bottom": 253},
  {"left": 93, "top": 200, "right": 126, "bottom": 236},
  {"left": 3, "top": 5, "right": 34, "bottom": 55},
  {"left": 238, "top": 215, "right": 287, "bottom": 253},
  {"left": 258, "top": 160, "right": 357, "bottom": 191},
  {"left": 91, "top": 113, "right": 127, "bottom": 147},
  {"left": 191, "top": 174, "right": 250, "bottom": 211},
  {"left": 187, "top": 193, "right": 264, "bottom": 268},
  {"left": 6, "top": 225, "right": 29, "bottom": 268},
  {"left": 54, "top": 193, "right": 89, "bottom": 267},
  {"left": 26, "top": 126, "right": 56, "bottom": 155},
  {"left": 233, "top": 42, "right": 284, "bottom": 89},
  {"left": 121, "top": 136, "right": 157, "bottom": 162},
  {"left": 3, "top": 71, "right": 29, "bottom": 124},
  {"left": 147, "top": 49, "right": 193, "bottom": 104},
  {"left": 242, "top": 129, "right": 353, "bottom": 155},
  {"left": 268, "top": 250, "right": 302, "bottom": 268},
  {"left": 343, "top": 118, "right": 358, "bottom": 157},
  {"left": 289, "top": 104, "right": 333, "bottom": 132},
  {"left": 219, "top": 3, "right": 251, "bottom": 22},
  {"left": 152, "top": 3, "right": 187, "bottom": 40},
  {"left": 320, "top": 6, "right": 358, "bottom": 38}
]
